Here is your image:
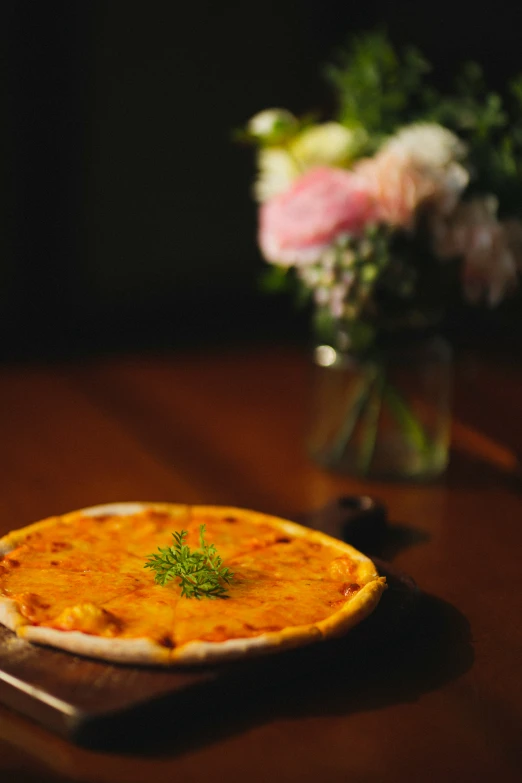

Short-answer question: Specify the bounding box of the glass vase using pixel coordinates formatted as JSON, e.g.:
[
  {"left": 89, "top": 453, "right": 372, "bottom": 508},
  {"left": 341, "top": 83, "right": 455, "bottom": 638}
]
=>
[{"left": 307, "top": 333, "right": 452, "bottom": 480}]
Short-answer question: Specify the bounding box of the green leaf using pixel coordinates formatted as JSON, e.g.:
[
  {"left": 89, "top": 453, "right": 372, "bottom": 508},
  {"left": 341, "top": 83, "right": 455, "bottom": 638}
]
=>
[{"left": 144, "top": 525, "right": 234, "bottom": 599}]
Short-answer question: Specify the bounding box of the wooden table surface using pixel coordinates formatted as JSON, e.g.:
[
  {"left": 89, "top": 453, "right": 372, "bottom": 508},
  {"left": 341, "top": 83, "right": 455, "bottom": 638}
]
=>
[{"left": 0, "top": 344, "right": 521, "bottom": 783}]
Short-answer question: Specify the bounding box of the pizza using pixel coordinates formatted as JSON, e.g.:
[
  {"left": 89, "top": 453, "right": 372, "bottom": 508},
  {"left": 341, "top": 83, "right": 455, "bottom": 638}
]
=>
[{"left": 0, "top": 503, "right": 386, "bottom": 665}]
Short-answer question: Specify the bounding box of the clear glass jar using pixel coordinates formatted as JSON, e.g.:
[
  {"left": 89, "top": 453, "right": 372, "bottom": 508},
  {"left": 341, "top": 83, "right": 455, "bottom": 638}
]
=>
[{"left": 307, "top": 334, "right": 452, "bottom": 480}]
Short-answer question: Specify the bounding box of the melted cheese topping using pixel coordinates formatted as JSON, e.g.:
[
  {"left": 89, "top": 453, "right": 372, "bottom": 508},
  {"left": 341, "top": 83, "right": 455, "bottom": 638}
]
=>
[{"left": 0, "top": 506, "right": 380, "bottom": 648}]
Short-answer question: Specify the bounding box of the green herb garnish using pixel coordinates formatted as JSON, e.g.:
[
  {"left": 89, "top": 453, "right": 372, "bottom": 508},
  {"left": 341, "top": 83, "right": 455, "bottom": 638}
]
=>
[{"left": 144, "top": 525, "right": 234, "bottom": 599}]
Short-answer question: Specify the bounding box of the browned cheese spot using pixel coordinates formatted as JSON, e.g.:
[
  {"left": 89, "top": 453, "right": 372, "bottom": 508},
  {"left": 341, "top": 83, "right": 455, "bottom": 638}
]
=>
[
  {"left": 157, "top": 634, "right": 175, "bottom": 649},
  {"left": 51, "top": 542, "right": 71, "bottom": 553}
]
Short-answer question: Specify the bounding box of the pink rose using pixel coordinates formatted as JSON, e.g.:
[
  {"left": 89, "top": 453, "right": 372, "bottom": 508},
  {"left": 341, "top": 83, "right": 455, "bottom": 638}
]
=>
[
  {"left": 353, "top": 151, "right": 438, "bottom": 229},
  {"left": 258, "top": 166, "right": 377, "bottom": 266}
]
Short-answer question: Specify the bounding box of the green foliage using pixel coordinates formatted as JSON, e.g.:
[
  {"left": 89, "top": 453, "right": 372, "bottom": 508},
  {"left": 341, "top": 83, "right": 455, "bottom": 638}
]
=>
[
  {"left": 144, "top": 525, "right": 234, "bottom": 599},
  {"left": 326, "top": 31, "right": 522, "bottom": 212},
  {"left": 420, "top": 63, "right": 522, "bottom": 209},
  {"left": 245, "top": 31, "right": 522, "bottom": 356},
  {"left": 259, "top": 265, "right": 290, "bottom": 293},
  {"left": 325, "top": 31, "right": 431, "bottom": 147}
]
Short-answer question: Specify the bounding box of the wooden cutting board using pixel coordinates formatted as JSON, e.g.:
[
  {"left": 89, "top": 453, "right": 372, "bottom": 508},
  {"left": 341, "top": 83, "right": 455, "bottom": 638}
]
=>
[{"left": 0, "top": 497, "right": 419, "bottom": 748}]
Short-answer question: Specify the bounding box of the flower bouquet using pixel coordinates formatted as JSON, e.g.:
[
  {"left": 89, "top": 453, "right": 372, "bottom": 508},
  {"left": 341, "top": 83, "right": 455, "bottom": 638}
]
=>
[{"left": 243, "top": 32, "right": 522, "bottom": 479}]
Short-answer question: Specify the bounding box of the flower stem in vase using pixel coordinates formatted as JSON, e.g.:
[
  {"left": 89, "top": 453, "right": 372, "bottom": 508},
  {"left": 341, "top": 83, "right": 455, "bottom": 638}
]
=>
[
  {"left": 382, "top": 382, "right": 432, "bottom": 460},
  {"left": 327, "top": 365, "right": 378, "bottom": 467},
  {"left": 356, "top": 366, "right": 386, "bottom": 475}
]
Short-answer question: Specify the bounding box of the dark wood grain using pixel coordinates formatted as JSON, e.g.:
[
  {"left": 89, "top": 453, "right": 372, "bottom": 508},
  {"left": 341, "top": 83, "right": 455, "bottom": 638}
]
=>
[{"left": 0, "top": 346, "right": 521, "bottom": 782}]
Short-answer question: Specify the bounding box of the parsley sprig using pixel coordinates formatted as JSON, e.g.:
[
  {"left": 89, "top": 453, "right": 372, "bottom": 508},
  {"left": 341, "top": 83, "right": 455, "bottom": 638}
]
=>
[{"left": 144, "top": 525, "right": 234, "bottom": 599}]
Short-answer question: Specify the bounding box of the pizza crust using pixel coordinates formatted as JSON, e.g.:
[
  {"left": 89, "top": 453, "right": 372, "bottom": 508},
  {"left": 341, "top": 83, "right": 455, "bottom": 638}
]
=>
[
  {"left": 0, "top": 597, "right": 28, "bottom": 633},
  {"left": 0, "top": 502, "right": 387, "bottom": 666},
  {"left": 18, "top": 626, "right": 173, "bottom": 665},
  {"left": 13, "top": 577, "right": 385, "bottom": 666}
]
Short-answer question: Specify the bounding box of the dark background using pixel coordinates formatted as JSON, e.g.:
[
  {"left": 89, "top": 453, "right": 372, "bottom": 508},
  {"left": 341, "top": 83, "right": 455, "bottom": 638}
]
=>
[{"left": 2, "top": 0, "right": 522, "bottom": 360}]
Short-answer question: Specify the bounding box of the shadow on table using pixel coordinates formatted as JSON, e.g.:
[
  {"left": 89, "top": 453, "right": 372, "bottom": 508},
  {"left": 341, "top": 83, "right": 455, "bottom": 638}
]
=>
[
  {"left": 0, "top": 555, "right": 474, "bottom": 773},
  {"left": 74, "top": 582, "right": 472, "bottom": 755},
  {"left": 370, "top": 522, "right": 430, "bottom": 561},
  {"left": 299, "top": 495, "right": 431, "bottom": 563},
  {"left": 445, "top": 450, "right": 522, "bottom": 495},
  {"left": 0, "top": 589, "right": 474, "bottom": 781}
]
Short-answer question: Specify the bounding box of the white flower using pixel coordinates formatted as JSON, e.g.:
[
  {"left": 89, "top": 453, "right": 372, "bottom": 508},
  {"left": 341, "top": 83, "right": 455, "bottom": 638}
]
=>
[
  {"left": 253, "top": 148, "right": 299, "bottom": 203},
  {"left": 247, "top": 109, "right": 297, "bottom": 141},
  {"left": 329, "top": 283, "right": 349, "bottom": 318},
  {"left": 290, "top": 123, "right": 365, "bottom": 169},
  {"left": 381, "top": 123, "right": 470, "bottom": 216},
  {"left": 298, "top": 266, "right": 323, "bottom": 287},
  {"left": 253, "top": 123, "right": 365, "bottom": 202},
  {"left": 314, "top": 286, "right": 330, "bottom": 306},
  {"left": 382, "top": 122, "right": 467, "bottom": 170}
]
